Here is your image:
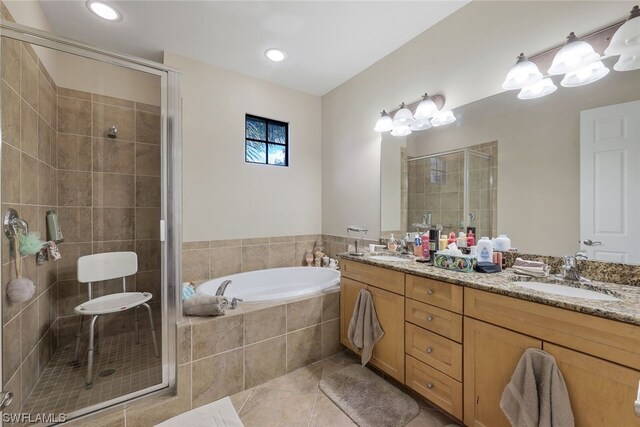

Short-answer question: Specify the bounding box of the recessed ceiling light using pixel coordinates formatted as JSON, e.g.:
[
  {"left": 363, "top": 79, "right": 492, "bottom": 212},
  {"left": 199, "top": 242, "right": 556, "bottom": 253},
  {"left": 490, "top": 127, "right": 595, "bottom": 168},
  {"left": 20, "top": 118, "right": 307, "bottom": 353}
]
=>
[
  {"left": 265, "top": 48, "right": 287, "bottom": 62},
  {"left": 86, "top": 0, "right": 122, "bottom": 22}
]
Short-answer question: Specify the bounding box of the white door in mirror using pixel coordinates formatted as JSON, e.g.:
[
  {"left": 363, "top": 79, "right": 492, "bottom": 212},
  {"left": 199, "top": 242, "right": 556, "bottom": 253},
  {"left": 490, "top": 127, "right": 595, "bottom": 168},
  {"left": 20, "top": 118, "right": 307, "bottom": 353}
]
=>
[{"left": 580, "top": 100, "right": 640, "bottom": 264}]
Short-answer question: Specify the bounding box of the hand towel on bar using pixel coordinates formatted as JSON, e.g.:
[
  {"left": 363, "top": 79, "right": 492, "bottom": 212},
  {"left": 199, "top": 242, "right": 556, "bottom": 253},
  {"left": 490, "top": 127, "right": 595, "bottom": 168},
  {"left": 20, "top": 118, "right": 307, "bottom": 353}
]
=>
[
  {"left": 347, "top": 288, "right": 384, "bottom": 366},
  {"left": 500, "top": 348, "right": 574, "bottom": 427},
  {"left": 512, "top": 258, "right": 551, "bottom": 278}
]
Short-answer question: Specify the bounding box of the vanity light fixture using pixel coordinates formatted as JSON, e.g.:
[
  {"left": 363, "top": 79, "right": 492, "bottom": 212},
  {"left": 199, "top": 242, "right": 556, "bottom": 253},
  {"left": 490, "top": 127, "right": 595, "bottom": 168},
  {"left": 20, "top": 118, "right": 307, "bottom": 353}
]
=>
[
  {"left": 265, "top": 48, "right": 287, "bottom": 62},
  {"left": 86, "top": 0, "right": 122, "bottom": 21},
  {"left": 502, "top": 53, "right": 543, "bottom": 90},
  {"left": 413, "top": 94, "right": 439, "bottom": 119},
  {"left": 390, "top": 125, "right": 412, "bottom": 137},
  {"left": 614, "top": 54, "right": 640, "bottom": 71},
  {"left": 409, "top": 119, "right": 432, "bottom": 131},
  {"left": 561, "top": 60, "right": 610, "bottom": 87},
  {"left": 392, "top": 103, "right": 415, "bottom": 127},
  {"left": 606, "top": 5, "right": 640, "bottom": 71},
  {"left": 373, "top": 110, "right": 393, "bottom": 132},
  {"left": 430, "top": 110, "right": 456, "bottom": 127},
  {"left": 517, "top": 77, "right": 557, "bottom": 99},
  {"left": 548, "top": 32, "right": 601, "bottom": 76}
]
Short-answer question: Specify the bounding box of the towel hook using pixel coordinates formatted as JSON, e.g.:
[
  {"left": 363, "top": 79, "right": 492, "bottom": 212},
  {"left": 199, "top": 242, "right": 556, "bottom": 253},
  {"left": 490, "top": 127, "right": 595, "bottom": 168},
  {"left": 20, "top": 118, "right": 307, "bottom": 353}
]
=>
[{"left": 3, "top": 208, "right": 29, "bottom": 239}]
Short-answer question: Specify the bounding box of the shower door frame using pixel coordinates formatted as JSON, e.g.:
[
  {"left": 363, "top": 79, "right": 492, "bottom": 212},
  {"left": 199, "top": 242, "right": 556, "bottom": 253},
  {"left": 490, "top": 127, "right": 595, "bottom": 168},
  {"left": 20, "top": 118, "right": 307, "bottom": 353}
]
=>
[{"left": 0, "top": 19, "right": 182, "bottom": 420}]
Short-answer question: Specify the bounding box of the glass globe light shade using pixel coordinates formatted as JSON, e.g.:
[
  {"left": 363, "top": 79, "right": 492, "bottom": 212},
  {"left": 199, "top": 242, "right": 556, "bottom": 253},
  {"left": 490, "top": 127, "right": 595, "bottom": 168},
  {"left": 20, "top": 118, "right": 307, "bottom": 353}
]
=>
[
  {"left": 561, "top": 60, "right": 609, "bottom": 87},
  {"left": 409, "top": 119, "right": 432, "bottom": 131},
  {"left": 392, "top": 103, "right": 415, "bottom": 127},
  {"left": 605, "top": 6, "right": 640, "bottom": 56},
  {"left": 549, "top": 33, "right": 600, "bottom": 75},
  {"left": 517, "top": 78, "right": 558, "bottom": 100},
  {"left": 614, "top": 54, "right": 640, "bottom": 71},
  {"left": 430, "top": 110, "right": 456, "bottom": 127},
  {"left": 390, "top": 125, "right": 412, "bottom": 137},
  {"left": 374, "top": 110, "right": 393, "bottom": 132},
  {"left": 414, "top": 95, "right": 438, "bottom": 119},
  {"left": 502, "top": 53, "right": 543, "bottom": 90}
]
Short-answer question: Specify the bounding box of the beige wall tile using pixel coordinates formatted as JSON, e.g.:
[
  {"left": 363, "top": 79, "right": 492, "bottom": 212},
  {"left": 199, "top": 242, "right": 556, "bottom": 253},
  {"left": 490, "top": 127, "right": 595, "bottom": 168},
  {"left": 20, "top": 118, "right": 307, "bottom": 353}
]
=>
[
  {"left": 242, "top": 237, "right": 269, "bottom": 246},
  {"left": 93, "top": 173, "right": 135, "bottom": 207},
  {"left": 21, "top": 100, "right": 38, "bottom": 157},
  {"left": 191, "top": 348, "right": 243, "bottom": 408},
  {"left": 57, "top": 87, "right": 91, "bottom": 100},
  {"left": 3, "top": 315, "right": 21, "bottom": 383},
  {"left": 136, "top": 240, "right": 161, "bottom": 271},
  {"left": 57, "top": 133, "right": 91, "bottom": 171},
  {"left": 20, "top": 45, "right": 38, "bottom": 109},
  {"left": 20, "top": 153, "right": 38, "bottom": 204},
  {"left": 244, "top": 305, "right": 286, "bottom": 345},
  {"left": 37, "top": 118, "right": 51, "bottom": 165},
  {"left": 295, "top": 241, "right": 314, "bottom": 267},
  {"left": 135, "top": 208, "right": 160, "bottom": 240},
  {"left": 135, "top": 102, "right": 161, "bottom": 114},
  {"left": 287, "top": 296, "right": 322, "bottom": 332},
  {"left": 191, "top": 313, "right": 243, "bottom": 360},
  {"left": 269, "top": 236, "right": 295, "bottom": 244},
  {"left": 57, "top": 170, "right": 92, "bottom": 206},
  {"left": 93, "top": 93, "right": 135, "bottom": 109},
  {"left": 1, "top": 37, "right": 21, "bottom": 92},
  {"left": 286, "top": 325, "right": 322, "bottom": 372},
  {"left": 321, "top": 319, "right": 342, "bottom": 358},
  {"left": 182, "top": 249, "right": 210, "bottom": 282},
  {"left": 93, "top": 103, "right": 134, "bottom": 141},
  {"left": 322, "top": 291, "right": 340, "bottom": 322},
  {"left": 57, "top": 96, "right": 91, "bottom": 135},
  {"left": 136, "top": 176, "right": 161, "bottom": 207},
  {"left": 93, "top": 208, "right": 135, "bottom": 241},
  {"left": 183, "top": 241, "right": 209, "bottom": 250},
  {"left": 242, "top": 245, "right": 268, "bottom": 272},
  {"left": 135, "top": 270, "right": 161, "bottom": 297},
  {"left": 177, "top": 322, "right": 192, "bottom": 364},
  {"left": 38, "top": 70, "right": 52, "bottom": 125},
  {"left": 21, "top": 300, "right": 39, "bottom": 362},
  {"left": 93, "top": 138, "right": 135, "bottom": 174},
  {"left": 209, "top": 239, "right": 242, "bottom": 248},
  {"left": 136, "top": 143, "right": 160, "bottom": 176},
  {"left": 21, "top": 345, "right": 39, "bottom": 399},
  {"left": 244, "top": 336, "right": 286, "bottom": 388},
  {"left": 2, "top": 82, "right": 21, "bottom": 147},
  {"left": 268, "top": 243, "right": 295, "bottom": 269},
  {"left": 2, "top": 144, "right": 20, "bottom": 203},
  {"left": 210, "top": 246, "right": 241, "bottom": 279},
  {"left": 135, "top": 111, "right": 160, "bottom": 144}
]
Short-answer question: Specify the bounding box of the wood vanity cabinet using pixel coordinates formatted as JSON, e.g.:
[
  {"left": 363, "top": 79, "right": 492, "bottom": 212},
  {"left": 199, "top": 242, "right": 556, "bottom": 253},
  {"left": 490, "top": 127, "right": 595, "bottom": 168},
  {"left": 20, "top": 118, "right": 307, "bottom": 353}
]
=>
[{"left": 339, "top": 261, "right": 405, "bottom": 382}]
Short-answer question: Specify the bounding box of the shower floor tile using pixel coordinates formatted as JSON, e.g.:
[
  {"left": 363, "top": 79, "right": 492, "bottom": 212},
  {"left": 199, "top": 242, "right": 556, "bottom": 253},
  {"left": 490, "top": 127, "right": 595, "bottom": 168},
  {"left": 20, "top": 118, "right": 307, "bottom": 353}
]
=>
[{"left": 22, "top": 331, "right": 162, "bottom": 416}]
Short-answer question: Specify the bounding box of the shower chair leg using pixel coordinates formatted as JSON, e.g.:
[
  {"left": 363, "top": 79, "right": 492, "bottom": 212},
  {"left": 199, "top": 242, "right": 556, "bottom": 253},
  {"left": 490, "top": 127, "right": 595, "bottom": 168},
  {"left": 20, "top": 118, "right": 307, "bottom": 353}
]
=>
[
  {"left": 71, "top": 315, "right": 84, "bottom": 366},
  {"left": 85, "top": 315, "right": 99, "bottom": 389},
  {"left": 134, "top": 306, "right": 140, "bottom": 344},
  {"left": 142, "top": 303, "right": 160, "bottom": 358}
]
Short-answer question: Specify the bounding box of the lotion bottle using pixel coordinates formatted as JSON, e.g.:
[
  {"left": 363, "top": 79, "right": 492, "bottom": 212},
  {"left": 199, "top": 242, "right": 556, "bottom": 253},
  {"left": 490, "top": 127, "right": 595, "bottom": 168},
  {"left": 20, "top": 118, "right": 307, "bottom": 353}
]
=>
[
  {"left": 387, "top": 234, "right": 398, "bottom": 252},
  {"left": 477, "top": 236, "right": 494, "bottom": 263}
]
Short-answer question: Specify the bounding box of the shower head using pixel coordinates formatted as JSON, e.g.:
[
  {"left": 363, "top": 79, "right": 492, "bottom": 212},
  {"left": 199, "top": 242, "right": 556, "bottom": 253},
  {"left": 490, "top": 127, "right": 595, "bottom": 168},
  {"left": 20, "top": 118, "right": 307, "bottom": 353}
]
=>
[{"left": 107, "top": 125, "right": 118, "bottom": 139}]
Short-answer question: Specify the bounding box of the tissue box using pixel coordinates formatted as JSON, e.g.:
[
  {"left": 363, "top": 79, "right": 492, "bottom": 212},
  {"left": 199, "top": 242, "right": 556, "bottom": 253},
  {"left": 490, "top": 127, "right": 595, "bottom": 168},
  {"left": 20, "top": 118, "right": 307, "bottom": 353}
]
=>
[{"left": 434, "top": 252, "right": 476, "bottom": 273}]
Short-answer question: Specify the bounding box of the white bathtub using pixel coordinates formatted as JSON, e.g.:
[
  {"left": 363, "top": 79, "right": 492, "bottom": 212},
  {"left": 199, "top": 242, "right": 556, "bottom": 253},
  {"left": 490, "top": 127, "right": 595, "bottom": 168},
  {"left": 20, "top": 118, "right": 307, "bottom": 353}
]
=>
[{"left": 197, "top": 267, "right": 341, "bottom": 302}]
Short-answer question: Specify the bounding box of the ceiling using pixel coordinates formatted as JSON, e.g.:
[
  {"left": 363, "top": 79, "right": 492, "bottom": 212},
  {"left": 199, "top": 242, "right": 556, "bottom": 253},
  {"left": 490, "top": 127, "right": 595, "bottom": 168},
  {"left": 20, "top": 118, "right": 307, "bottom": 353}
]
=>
[{"left": 38, "top": 1, "right": 468, "bottom": 96}]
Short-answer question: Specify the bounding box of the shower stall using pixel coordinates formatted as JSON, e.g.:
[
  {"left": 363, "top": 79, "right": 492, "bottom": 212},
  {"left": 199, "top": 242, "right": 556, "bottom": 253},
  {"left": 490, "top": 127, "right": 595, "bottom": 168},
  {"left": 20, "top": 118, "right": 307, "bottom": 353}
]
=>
[
  {"left": 406, "top": 143, "right": 497, "bottom": 239},
  {"left": 0, "top": 19, "right": 181, "bottom": 421}
]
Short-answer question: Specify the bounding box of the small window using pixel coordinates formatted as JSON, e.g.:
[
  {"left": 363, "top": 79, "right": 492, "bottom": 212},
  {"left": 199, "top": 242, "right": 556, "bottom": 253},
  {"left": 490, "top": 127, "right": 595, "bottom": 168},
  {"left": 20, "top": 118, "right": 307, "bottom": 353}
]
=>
[{"left": 245, "top": 114, "right": 288, "bottom": 166}]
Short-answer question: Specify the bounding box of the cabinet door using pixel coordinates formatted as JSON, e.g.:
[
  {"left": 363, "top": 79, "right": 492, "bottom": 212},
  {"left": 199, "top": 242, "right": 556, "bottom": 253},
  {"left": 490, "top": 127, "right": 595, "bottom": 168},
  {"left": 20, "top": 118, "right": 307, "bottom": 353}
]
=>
[
  {"left": 545, "top": 343, "right": 640, "bottom": 426},
  {"left": 369, "top": 286, "right": 405, "bottom": 382},
  {"left": 339, "top": 277, "right": 367, "bottom": 352},
  {"left": 464, "top": 318, "right": 542, "bottom": 427}
]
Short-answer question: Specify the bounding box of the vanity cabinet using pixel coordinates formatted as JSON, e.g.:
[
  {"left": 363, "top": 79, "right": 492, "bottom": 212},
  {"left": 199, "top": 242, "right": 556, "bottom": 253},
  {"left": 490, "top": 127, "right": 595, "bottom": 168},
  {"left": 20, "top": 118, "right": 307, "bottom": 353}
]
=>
[{"left": 339, "top": 261, "right": 405, "bottom": 382}]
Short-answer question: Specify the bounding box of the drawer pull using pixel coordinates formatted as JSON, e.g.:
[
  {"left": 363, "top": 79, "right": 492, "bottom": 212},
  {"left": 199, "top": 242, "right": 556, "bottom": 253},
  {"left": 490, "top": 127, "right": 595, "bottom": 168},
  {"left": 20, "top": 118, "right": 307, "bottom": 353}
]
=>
[
  {"left": 427, "top": 289, "right": 433, "bottom": 295},
  {"left": 426, "top": 315, "right": 433, "bottom": 322},
  {"left": 426, "top": 346, "right": 433, "bottom": 353},
  {"left": 426, "top": 383, "right": 434, "bottom": 389}
]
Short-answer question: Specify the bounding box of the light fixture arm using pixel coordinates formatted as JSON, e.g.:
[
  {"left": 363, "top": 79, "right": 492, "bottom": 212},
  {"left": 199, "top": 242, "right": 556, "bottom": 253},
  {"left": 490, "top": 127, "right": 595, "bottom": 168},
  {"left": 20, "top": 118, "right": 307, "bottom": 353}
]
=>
[{"left": 387, "top": 94, "right": 446, "bottom": 116}]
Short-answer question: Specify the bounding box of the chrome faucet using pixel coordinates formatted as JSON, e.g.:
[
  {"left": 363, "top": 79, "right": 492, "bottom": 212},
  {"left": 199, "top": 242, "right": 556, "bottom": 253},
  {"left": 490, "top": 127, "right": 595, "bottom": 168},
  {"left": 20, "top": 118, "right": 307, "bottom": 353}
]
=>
[
  {"left": 347, "top": 225, "right": 368, "bottom": 256},
  {"left": 215, "top": 280, "right": 232, "bottom": 296},
  {"left": 561, "top": 251, "right": 588, "bottom": 281}
]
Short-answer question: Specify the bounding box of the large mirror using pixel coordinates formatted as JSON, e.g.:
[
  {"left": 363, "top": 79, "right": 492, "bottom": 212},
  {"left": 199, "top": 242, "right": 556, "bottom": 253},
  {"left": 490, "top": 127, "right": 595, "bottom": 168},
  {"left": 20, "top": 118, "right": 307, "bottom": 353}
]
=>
[{"left": 380, "top": 57, "right": 640, "bottom": 263}]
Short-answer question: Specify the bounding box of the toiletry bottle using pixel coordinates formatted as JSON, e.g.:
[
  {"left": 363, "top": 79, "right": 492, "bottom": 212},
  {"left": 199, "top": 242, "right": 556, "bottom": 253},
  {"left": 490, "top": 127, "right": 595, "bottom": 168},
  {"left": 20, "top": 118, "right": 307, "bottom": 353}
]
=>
[
  {"left": 448, "top": 231, "right": 456, "bottom": 245},
  {"left": 439, "top": 236, "right": 448, "bottom": 251},
  {"left": 414, "top": 233, "right": 423, "bottom": 257},
  {"left": 494, "top": 234, "right": 511, "bottom": 252},
  {"left": 421, "top": 233, "right": 430, "bottom": 260},
  {"left": 388, "top": 234, "right": 398, "bottom": 252},
  {"left": 467, "top": 230, "right": 475, "bottom": 247},
  {"left": 477, "top": 236, "right": 494, "bottom": 263},
  {"left": 457, "top": 232, "right": 467, "bottom": 248}
]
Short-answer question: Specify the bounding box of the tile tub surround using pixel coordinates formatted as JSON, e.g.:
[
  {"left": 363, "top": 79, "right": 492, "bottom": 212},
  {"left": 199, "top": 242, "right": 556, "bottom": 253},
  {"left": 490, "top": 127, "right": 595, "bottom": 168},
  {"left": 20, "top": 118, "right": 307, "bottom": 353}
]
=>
[
  {"left": 339, "top": 252, "right": 640, "bottom": 326},
  {"left": 64, "top": 290, "right": 342, "bottom": 426}
]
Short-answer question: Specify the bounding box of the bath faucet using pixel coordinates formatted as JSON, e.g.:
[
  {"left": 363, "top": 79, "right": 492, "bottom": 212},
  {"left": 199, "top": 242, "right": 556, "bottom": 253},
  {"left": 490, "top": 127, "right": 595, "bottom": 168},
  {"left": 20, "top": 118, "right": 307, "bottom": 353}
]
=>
[
  {"left": 231, "top": 297, "right": 243, "bottom": 309},
  {"left": 561, "top": 251, "right": 589, "bottom": 281},
  {"left": 215, "top": 280, "right": 232, "bottom": 296},
  {"left": 346, "top": 225, "right": 368, "bottom": 256}
]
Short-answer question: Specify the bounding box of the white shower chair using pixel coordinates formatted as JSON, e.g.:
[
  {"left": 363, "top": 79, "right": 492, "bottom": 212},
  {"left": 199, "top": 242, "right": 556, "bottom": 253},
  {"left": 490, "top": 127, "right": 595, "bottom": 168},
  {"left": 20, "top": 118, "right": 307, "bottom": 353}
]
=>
[{"left": 72, "top": 251, "right": 160, "bottom": 388}]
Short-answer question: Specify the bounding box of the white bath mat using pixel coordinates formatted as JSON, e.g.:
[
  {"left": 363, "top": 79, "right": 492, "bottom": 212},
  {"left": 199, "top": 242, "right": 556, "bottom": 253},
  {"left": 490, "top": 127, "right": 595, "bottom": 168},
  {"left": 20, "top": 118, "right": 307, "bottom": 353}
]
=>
[{"left": 154, "top": 396, "right": 244, "bottom": 427}]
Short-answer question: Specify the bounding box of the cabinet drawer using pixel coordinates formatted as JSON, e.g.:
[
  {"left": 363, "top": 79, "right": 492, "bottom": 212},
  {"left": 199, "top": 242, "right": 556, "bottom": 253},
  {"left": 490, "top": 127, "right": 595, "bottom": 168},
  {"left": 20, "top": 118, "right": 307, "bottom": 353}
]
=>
[
  {"left": 406, "top": 354, "right": 463, "bottom": 420},
  {"left": 405, "top": 322, "right": 462, "bottom": 381},
  {"left": 341, "top": 260, "right": 405, "bottom": 295},
  {"left": 406, "top": 275, "right": 463, "bottom": 313},
  {"left": 406, "top": 299, "right": 463, "bottom": 343}
]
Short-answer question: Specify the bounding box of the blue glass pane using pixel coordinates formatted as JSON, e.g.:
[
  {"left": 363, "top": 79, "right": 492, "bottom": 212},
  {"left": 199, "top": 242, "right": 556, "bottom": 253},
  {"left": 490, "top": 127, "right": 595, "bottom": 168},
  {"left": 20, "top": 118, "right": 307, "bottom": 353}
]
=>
[
  {"left": 246, "top": 141, "right": 266, "bottom": 163},
  {"left": 246, "top": 118, "right": 266, "bottom": 140},
  {"left": 268, "top": 123, "right": 287, "bottom": 143},
  {"left": 268, "top": 144, "right": 287, "bottom": 166}
]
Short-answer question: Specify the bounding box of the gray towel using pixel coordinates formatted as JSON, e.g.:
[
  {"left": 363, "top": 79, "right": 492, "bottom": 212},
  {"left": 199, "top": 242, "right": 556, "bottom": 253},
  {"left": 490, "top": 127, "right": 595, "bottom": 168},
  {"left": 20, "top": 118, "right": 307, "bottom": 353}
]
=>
[
  {"left": 500, "top": 348, "right": 574, "bottom": 427},
  {"left": 183, "top": 294, "right": 228, "bottom": 316},
  {"left": 347, "top": 289, "right": 384, "bottom": 366}
]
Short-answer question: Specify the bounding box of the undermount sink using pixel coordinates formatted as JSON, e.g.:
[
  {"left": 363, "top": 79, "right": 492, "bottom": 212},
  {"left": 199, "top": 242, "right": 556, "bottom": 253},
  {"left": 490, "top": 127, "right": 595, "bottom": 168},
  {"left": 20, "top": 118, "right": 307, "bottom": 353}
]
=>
[
  {"left": 512, "top": 281, "right": 620, "bottom": 301},
  {"left": 370, "top": 255, "right": 413, "bottom": 263}
]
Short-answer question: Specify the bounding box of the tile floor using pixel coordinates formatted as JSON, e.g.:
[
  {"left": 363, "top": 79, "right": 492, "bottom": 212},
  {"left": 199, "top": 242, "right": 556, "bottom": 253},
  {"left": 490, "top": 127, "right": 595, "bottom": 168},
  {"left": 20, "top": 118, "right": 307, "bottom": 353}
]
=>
[
  {"left": 22, "top": 331, "right": 162, "bottom": 416},
  {"left": 230, "top": 351, "right": 459, "bottom": 427}
]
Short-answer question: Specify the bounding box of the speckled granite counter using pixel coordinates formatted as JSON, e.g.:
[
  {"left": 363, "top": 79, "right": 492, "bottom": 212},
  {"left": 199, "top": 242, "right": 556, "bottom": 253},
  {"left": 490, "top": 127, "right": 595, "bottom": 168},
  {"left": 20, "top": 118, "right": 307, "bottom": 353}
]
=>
[{"left": 338, "top": 252, "right": 640, "bottom": 326}]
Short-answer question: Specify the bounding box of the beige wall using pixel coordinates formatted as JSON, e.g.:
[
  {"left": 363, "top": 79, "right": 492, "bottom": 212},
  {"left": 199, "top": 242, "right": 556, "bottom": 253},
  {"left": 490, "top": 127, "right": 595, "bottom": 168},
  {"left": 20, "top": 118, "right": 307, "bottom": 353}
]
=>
[
  {"left": 164, "top": 52, "right": 322, "bottom": 242},
  {"left": 380, "top": 134, "right": 405, "bottom": 234},
  {"left": 321, "top": 1, "right": 636, "bottom": 239}
]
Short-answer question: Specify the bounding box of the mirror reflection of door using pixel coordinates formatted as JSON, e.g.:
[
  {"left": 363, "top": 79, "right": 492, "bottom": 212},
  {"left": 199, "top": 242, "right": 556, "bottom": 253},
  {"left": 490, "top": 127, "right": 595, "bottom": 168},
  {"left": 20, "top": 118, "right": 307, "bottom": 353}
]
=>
[{"left": 580, "top": 100, "right": 640, "bottom": 263}]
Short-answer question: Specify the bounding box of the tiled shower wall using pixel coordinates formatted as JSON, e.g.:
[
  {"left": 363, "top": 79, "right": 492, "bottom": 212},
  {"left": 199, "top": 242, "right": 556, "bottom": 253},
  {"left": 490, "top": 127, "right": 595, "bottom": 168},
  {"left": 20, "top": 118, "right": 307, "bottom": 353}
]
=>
[
  {"left": 54, "top": 88, "right": 161, "bottom": 348},
  {"left": 0, "top": 31, "right": 60, "bottom": 414}
]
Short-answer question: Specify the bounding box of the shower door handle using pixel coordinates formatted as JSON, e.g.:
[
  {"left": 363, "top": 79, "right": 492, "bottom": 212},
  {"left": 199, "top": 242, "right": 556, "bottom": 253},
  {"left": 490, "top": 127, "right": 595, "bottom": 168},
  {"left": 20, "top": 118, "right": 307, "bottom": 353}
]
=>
[{"left": 0, "top": 391, "right": 13, "bottom": 410}]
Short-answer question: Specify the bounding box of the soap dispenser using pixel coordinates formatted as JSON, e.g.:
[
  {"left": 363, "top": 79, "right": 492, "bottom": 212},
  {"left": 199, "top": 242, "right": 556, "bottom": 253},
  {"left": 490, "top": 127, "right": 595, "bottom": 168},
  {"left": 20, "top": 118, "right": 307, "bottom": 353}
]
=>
[{"left": 387, "top": 234, "right": 398, "bottom": 252}]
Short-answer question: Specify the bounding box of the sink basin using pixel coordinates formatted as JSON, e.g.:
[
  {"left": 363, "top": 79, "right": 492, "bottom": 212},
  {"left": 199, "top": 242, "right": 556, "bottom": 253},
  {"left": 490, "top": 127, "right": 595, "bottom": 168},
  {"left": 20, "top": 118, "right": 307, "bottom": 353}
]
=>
[
  {"left": 512, "top": 281, "right": 620, "bottom": 301},
  {"left": 370, "top": 255, "right": 413, "bottom": 263}
]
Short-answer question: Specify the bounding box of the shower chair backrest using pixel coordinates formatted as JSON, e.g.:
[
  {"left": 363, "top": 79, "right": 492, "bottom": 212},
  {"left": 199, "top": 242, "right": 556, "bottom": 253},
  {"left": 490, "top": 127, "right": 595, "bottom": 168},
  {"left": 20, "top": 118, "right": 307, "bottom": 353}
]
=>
[{"left": 77, "top": 251, "right": 138, "bottom": 299}]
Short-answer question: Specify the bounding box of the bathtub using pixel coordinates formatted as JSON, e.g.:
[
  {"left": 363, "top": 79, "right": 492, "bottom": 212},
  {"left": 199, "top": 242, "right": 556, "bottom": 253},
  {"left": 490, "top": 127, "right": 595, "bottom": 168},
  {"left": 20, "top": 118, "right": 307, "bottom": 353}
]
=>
[{"left": 197, "top": 267, "right": 341, "bottom": 302}]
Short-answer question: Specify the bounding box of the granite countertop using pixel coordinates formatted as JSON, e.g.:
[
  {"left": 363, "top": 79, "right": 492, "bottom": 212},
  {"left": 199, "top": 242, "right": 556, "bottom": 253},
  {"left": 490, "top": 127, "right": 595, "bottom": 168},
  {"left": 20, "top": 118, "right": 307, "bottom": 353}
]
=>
[{"left": 338, "top": 252, "right": 640, "bottom": 326}]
